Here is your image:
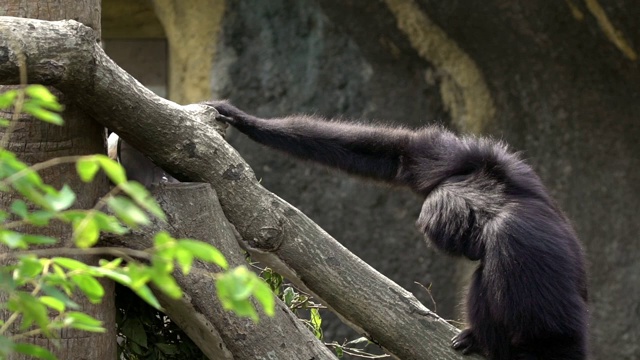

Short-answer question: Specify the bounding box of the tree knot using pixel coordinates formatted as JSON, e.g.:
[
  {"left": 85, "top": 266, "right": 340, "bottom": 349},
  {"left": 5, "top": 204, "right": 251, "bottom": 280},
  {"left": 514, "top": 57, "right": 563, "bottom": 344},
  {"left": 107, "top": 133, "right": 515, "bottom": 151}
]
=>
[{"left": 244, "top": 210, "right": 286, "bottom": 252}]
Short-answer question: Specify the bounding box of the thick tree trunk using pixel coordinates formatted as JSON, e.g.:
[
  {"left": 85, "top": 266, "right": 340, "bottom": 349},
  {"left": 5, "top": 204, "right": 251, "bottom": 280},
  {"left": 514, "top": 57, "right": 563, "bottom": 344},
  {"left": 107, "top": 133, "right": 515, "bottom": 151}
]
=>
[{"left": 0, "top": 1, "right": 115, "bottom": 359}]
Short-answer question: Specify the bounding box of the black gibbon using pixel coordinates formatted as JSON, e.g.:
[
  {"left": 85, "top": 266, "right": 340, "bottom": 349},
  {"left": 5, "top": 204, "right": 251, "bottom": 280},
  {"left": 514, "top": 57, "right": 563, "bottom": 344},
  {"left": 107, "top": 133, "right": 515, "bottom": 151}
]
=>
[{"left": 204, "top": 100, "right": 588, "bottom": 360}]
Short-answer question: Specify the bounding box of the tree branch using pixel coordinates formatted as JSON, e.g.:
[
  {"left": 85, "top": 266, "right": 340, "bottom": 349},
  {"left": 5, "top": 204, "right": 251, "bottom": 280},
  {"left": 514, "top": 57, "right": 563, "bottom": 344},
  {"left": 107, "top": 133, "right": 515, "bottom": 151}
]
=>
[
  {"left": 103, "top": 182, "right": 337, "bottom": 360},
  {"left": 0, "top": 16, "right": 482, "bottom": 360}
]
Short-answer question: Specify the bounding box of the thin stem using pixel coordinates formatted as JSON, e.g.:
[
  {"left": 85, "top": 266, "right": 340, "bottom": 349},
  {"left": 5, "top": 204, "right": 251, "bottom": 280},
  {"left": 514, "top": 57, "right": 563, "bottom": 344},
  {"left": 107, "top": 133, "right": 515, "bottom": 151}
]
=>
[
  {"left": 93, "top": 185, "right": 122, "bottom": 212},
  {"left": 0, "top": 155, "right": 86, "bottom": 189},
  {"left": 324, "top": 342, "right": 390, "bottom": 359},
  {"left": 0, "top": 247, "right": 152, "bottom": 263},
  {"left": 0, "top": 312, "right": 21, "bottom": 335},
  {"left": 10, "top": 328, "right": 44, "bottom": 341},
  {"left": 2, "top": 220, "right": 27, "bottom": 229},
  {"left": 29, "top": 261, "right": 51, "bottom": 296},
  {"left": 70, "top": 185, "right": 123, "bottom": 243}
]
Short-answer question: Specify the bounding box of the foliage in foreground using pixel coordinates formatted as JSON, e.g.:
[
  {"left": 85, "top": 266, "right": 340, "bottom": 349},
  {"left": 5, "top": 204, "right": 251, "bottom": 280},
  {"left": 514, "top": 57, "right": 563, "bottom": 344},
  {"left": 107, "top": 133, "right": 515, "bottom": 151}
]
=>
[
  {"left": 261, "top": 267, "right": 388, "bottom": 359},
  {"left": 0, "top": 85, "right": 275, "bottom": 359},
  {"left": 116, "top": 285, "right": 207, "bottom": 360}
]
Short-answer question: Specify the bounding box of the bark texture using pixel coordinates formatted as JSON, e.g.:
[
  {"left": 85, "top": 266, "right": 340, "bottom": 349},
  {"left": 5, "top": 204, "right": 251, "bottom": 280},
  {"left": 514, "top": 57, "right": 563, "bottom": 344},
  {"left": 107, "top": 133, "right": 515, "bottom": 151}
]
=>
[
  {"left": 0, "top": 17, "right": 481, "bottom": 359},
  {"left": 105, "top": 183, "right": 337, "bottom": 360},
  {"left": 0, "top": 1, "right": 114, "bottom": 359}
]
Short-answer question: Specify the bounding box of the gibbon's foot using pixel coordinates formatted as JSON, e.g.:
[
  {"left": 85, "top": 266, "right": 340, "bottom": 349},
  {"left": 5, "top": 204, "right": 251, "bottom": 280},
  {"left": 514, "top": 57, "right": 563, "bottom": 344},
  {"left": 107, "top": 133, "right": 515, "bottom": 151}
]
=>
[{"left": 452, "top": 329, "right": 481, "bottom": 355}]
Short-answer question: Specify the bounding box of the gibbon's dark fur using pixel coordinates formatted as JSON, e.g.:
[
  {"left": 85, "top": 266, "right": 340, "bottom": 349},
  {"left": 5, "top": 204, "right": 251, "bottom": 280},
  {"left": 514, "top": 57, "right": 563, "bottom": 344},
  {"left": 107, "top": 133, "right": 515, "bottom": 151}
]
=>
[{"left": 205, "top": 100, "right": 588, "bottom": 360}]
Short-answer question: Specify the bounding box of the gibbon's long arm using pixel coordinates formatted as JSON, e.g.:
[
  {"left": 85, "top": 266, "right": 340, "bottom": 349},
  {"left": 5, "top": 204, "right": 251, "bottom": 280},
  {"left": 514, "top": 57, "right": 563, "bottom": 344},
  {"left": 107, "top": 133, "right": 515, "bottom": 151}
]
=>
[
  {"left": 205, "top": 101, "right": 542, "bottom": 199},
  {"left": 206, "top": 101, "right": 413, "bottom": 184}
]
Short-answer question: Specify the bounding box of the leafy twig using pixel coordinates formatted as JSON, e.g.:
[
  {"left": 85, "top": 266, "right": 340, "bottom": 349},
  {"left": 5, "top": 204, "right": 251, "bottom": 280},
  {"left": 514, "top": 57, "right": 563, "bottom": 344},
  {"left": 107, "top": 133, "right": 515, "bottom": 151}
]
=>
[{"left": 0, "top": 246, "right": 152, "bottom": 263}]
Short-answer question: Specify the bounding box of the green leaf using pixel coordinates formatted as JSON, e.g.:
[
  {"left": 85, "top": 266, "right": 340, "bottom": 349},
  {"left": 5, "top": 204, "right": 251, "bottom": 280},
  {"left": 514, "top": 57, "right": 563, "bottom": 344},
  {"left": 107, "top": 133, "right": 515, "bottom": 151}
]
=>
[
  {"left": 50, "top": 264, "right": 68, "bottom": 279},
  {"left": 0, "top": 90, "right": 18, "bottom": 109},
  {"left": 178, "top": 239, "right": 228, "bottom": 270},
  {"left": 14, "top": 343, "right": 56, "bottom": 360},
  {"left": 65, "top": 210, "right": 128, "bottom": 235},
  {"left": 174, "top": 248, "right": 194, "bottom": 275},
  {"left": 91, "top": 268, "right": 131, "bottom": 286},
  {"left": 25, "top": 85, "right": 58, "bottom": 104},
  {"left": 310, "top": 307, "right": 322, "bottom": 339},
  {"left": 10, "top": 199, "right": 28, "bottom": 218},
  {"left": 0, "top": 148, "right": 28, "bottom": 172},
  {"left": 65, "top": 312, "right": 105, "bottom": 332},
  {"left": 71, "top": 274, "right": 104, "bottom": 303},
  {"left": 107, "top": 196, "right": 149, "bottom": 228},
  {"left": 73, "top": 215, "right": 100, "bottom": 248},
  {"left": 252, "top": 278, "right": 276, "bottom": 317},
  {"left": 14, "top": 256, "right": 44, "bottom": 279},
  {"left": 41, "top": 285, "right": 79, "bottom": 310},
  {"left": 0, "top": 272, "right": 17, "bottom": 292},
  {"left": 52, "top": 257, "right": 89, "bottom": 271},
  {"left": 127, "top": 341, "right": 144, "bottom": 356},
  {"left": 119, "top": 318, "right": 148, "bottom": 348},
  {"left": 133, "top": 285, "right": 162, "bottom": 310},
  {"left": 261, "top": 268, "right": 283, "bottom": 294},
  {"left": 0, "top": 336, "right": 12, "bottom": 359},
  {"left": 155, "top": 343, "right": 179, "bottom": 355},
  {"left": 216, "top": 266, "right": 269, "bottom": 322},
  {"left": 127, "top": 264, "right": 151, "bottom": 289},
  {"left": 44, "top": 184, "right": 76, "bottom": 211},
  {"left": 97, "top": 155, "right": 127, "bottom": 185},
  {"left": 8, "top": 165, "right": 43, "bottom": 187},
  {"left": 16, "top": 292, "right": 49, "bottom": 332},
  {"left": 283, "top": 287, "right": 295, "bottom": 307},
  {"left": 0, "top": 118, "right": 10, "bottom": 127},
  {"left": 153, "top": 231, "right": 175, "bottom": 248},
  {"left": 151, "top": 255, "right": 174, "bottom": 273},
  {"left": 98, "top": 257, "right": 123, "bottom": 269},
  {"left": 0, "top": 230, "right": 27, "bottom": 249},
  {"left": 31, "top": 98, "right": 64, "bottom": 112},
  {"left": 23, "top": 102, "right": 63, "bottom": 125},
  {"left": 13, "top": 183, "right": 50, "bottom": 210},
  {"left": 76, "top": 157, "right": 100, "bottom": 182},
  {"left": 120, "top": 181, "right": 166, "bottom": 220},
  {"left": 22, "top": 234, "right": 57, "bottom": 246},
  {"left": 219, "top": 266, "right": 255, "bottom": 301},
  {"left": 56, "top": 209, "right": 86, "bottom": 223},
  {"left": 26, "top": 210, "right": 55, "bottom": 226},
  {"left": 151, "top": 273, "right": 182, "bottom": 299},
  {"left": 39, "top": 296, "right": 66, "bottom": 312},
  {"left": 120, "top": 181, "right": 165, "bottom": 220},
  {"left": 228, "top": 298, "right": 258, "bottom": 322}
]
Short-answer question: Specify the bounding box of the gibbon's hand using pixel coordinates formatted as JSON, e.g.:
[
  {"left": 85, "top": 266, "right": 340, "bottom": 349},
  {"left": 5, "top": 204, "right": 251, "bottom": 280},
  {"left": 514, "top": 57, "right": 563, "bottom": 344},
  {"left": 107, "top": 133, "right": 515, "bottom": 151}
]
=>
[{"left": 202, "top": 100, "right": 248, "bottom": 126}]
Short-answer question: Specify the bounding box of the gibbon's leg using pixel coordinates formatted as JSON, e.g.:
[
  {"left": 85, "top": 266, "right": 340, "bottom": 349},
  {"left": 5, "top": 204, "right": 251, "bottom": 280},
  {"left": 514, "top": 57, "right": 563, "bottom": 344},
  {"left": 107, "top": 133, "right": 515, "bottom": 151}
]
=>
[{"left": 452, "top": 269, "right": 486, "bottom": 356}]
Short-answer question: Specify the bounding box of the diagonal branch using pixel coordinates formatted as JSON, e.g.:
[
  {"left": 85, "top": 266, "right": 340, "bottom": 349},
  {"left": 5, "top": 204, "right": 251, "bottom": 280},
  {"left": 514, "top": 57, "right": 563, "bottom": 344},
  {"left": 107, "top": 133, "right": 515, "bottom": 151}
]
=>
[{"left": 0, "top": 16, "right": 482, "bottom": 360}]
